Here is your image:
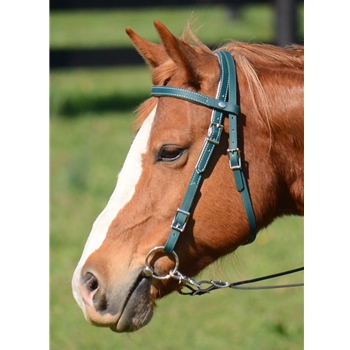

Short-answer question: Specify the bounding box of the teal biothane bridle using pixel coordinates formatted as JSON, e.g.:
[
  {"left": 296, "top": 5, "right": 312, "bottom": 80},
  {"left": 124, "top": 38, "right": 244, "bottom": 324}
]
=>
[
  {"left": 142, "top": 51, "right": 304, "bottom": 295},
  {"left": 153, "top": 50, "right": 257, "bottom": 251}
]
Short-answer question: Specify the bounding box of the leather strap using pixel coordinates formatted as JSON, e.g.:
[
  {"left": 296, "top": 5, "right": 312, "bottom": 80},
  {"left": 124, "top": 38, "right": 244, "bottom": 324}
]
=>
[
  {"left": 224, "top": 52, "right": 257, "bottom": 243},
  {"left": 151, "top": 86, "right": 240, "bottom": 116},
  {"left": 151, "top": 51, "right": 257, "bottom": 253}
]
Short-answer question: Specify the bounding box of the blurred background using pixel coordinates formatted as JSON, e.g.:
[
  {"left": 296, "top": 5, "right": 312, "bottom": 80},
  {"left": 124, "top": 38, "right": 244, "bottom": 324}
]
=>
[{"left": 50, "top": 1, "right": 304, "bottom": 349}]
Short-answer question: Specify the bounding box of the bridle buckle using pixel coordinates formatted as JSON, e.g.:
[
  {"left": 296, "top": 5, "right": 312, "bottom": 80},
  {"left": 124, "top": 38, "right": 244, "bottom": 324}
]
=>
[
  {"left": 227, "top": 148, "right": 241, "bottom": 170},
  {"left": 170, "top": 208, "right": 190, "bottom": 233}
]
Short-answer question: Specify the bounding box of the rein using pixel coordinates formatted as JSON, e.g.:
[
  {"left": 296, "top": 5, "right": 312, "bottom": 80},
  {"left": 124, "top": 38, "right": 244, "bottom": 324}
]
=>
[{"left": 142, "top": 50, "right": 304, "bottom": 295}]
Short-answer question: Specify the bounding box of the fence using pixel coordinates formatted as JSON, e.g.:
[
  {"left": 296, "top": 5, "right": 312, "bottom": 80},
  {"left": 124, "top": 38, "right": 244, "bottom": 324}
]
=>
[{"left": 50, "top": 0, "right": 303, "bottom": 68}]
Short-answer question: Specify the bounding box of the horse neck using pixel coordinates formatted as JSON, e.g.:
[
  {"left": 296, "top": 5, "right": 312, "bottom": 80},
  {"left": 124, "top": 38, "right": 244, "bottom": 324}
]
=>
[{"left": 238, "top": 65, "right": 304, "bottom": 225}]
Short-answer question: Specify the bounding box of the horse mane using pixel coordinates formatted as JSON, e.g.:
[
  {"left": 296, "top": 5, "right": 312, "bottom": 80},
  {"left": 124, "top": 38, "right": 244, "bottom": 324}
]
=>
[
  {"left": 221, "top": 41, "right": 303, "bottom": 138},
  {"left": 222, "top": 41, "right": 304, "bottom": 70},
  {"left": 133, "top": 28, "right": 304, "bottom": 135},
  {"left": 182, "top": 25, "right": 303, "bottom": 69}
]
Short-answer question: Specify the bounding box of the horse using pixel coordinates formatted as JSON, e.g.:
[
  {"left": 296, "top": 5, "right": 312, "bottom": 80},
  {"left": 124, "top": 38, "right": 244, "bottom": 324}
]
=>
[{"left": 72, "top": 21, "right": 304, "bottom": 333}]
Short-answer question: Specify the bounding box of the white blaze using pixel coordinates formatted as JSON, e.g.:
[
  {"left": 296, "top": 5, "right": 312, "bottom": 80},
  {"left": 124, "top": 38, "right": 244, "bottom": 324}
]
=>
[{"left": 72, "top": 105, "right": 157, "bottom": 309}]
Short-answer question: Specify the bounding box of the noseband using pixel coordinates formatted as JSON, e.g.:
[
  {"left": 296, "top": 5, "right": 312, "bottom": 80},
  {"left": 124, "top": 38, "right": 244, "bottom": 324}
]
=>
[{"left": 143, "top": 51, "right": 304, "bottom": 294}]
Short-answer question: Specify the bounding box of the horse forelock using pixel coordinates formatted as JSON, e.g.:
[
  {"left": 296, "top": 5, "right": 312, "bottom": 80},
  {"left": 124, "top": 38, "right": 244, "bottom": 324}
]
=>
[
  {"left": 133, "top": 97, "right": 158, "bottom": 132},
  {"left": 152, "top": 61, "right": 178, "bottom": 86}
]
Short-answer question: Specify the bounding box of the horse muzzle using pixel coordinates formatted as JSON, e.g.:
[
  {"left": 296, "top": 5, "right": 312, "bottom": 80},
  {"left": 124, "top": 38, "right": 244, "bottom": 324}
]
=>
[{"left": 73, "top": 265, "right": 155, "bottom": 332}]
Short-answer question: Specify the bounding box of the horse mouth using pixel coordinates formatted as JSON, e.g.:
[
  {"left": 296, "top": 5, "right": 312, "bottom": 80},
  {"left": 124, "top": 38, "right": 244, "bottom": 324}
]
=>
[{"left": 110, "top": 274, "right": 155, "bottom": 333}]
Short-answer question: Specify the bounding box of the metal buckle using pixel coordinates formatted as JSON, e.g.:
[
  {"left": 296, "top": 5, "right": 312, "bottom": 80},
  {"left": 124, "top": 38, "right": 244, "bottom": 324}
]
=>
[
  {"left": 171, "top": 208, "right": 190, "bottom": 232},
  {"left": 227, "top": 148, "right": 241, "bottom": 170},
  {"left": 210, "top": 122, "right": 224, "bottom": 130},
  {"left": 206, "top": 122, "right": 223, "bottom": 145}
]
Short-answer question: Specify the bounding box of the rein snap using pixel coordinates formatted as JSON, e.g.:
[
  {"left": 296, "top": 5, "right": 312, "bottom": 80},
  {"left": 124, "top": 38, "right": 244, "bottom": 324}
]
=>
[
  {"left": 142, "top": 246, "right": 304, "bottom": 296},
  {"left": 176, "top": 267, "right": 304, "bottom": 296}
]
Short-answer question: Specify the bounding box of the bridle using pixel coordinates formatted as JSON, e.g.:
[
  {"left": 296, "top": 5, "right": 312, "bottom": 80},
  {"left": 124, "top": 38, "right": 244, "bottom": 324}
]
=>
[
  {"left": 153, "top": 50, "right": 257, "bottom": 250},
  {"left": 142, "top": 50, "right": 304, "bottom": 295}
]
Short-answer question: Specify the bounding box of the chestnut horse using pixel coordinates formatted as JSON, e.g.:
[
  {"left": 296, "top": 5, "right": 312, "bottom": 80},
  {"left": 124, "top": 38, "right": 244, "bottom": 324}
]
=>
[{"left": 72, "top": 21, "right": 304, "bottom": 333}]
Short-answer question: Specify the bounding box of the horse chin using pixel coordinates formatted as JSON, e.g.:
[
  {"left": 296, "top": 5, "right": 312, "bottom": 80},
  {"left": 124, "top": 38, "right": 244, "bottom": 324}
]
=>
[
  {"left": 111, "top": 277, "right": 155, "bottom": 333},
  {"left": 111, "top": 275, "right": 178, "bottom": 332}
]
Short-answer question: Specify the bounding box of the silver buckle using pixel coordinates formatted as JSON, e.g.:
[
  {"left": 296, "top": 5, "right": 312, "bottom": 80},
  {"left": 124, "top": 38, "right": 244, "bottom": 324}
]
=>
[
  {"left": 171, "top": 208, "right": 190, "bottom": 232},
  {"left": 206, "top": 122, "right": 223, "bottom": 145},
  {"left": 227, "top": 148, "right": 241, "bottom": 170}
]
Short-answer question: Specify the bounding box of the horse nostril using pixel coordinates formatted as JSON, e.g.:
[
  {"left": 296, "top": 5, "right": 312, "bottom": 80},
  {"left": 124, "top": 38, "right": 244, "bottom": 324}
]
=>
[
  {"left": 81, "top": 271, "right": 109, "bottom": 311},
  {"left": 83, "top": 272, "right": 99, "bottom": 292}
]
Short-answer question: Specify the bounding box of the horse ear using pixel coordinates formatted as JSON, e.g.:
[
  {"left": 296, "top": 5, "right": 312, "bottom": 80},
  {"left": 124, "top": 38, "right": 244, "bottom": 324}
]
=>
[
  {"left": 125, "top": 27, "right": 168, "bottom": 68},
  {"left": 153, "top": 20, "right": 202, "bottom": 89}
]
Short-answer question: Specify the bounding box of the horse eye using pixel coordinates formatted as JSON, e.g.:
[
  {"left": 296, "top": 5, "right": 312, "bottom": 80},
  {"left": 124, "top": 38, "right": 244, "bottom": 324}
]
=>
[{"left": 158, "top": 146, "right": 183, "bottom": 162}]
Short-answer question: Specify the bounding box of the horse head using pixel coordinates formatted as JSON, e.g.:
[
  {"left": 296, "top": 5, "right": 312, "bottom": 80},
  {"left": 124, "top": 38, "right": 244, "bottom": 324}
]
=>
[{"left": 72, "top": 21, "right": 304, "bottom": 333}]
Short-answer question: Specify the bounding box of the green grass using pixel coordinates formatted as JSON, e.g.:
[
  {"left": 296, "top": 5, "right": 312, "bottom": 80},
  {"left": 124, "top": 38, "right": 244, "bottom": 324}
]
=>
[
  {"left": 50, "top": 67, "right": 151, "bottom": 117},
  {"left": 50, "top": 4, "right": 304, "bottom": 49},
  {"left": 50, "top": 112, "right": 303, "bottom": 349}
]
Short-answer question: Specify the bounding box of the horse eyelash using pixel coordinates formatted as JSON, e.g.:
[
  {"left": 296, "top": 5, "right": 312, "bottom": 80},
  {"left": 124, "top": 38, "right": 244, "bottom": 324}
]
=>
[{"left": 157, "top": 146, "right": 184, "bottom": 162}]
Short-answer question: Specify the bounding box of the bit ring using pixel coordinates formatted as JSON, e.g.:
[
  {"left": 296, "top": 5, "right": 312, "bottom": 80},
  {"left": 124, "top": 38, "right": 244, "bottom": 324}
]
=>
[{"left": 143, "top": 246, "right": 179, "bottom": 280}]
